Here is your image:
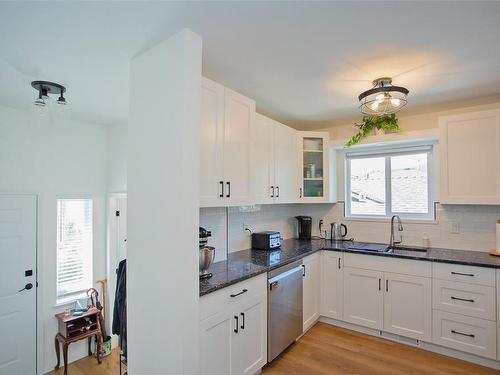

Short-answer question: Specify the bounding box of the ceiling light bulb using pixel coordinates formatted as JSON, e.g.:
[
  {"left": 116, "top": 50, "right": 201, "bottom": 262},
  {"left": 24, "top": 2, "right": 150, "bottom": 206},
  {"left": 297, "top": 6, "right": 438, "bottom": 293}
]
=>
[
  {"left": 391, "top": 98, "right": 401, "bottom": 107},
  {"left": 375, "top": 93, "right": 385, "bottom": 103},
  {"left": 370, "top": 101, "right": 379, "bottom": 110},
  {"left": 34, "top": 97, "right": 46, "bottom": 107}
]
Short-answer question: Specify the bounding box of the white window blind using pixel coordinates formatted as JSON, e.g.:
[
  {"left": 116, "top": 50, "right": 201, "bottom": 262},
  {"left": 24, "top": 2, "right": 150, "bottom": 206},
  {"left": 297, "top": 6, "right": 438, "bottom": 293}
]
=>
[{"left": 57, "top": 199, "right": 93, "bottom": 301}]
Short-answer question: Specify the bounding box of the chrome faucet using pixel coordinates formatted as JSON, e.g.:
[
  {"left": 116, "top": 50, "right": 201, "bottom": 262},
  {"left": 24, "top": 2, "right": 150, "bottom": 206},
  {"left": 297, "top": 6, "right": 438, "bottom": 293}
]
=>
[{"left": 390, "top": 215, "right": 403, "bottom": 247}]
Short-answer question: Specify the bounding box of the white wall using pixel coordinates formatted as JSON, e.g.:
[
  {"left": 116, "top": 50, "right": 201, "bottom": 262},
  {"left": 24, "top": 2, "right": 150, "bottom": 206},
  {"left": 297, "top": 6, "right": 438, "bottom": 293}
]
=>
[
  {"left": 107, "top": 123, "right": 127, "bottom": 193},
  {"left": 127, "top": 29, "right": 202, "bottom": 374},
  {"left": 0, "top": 104, "right": 109, "bottom": 374}
]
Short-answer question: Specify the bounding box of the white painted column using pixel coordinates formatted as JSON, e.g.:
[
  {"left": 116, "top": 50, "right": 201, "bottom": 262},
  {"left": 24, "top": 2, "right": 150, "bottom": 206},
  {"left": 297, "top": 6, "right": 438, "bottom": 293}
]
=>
[{"left": 127, "top": 29, "right": 202, "bottom": 374}]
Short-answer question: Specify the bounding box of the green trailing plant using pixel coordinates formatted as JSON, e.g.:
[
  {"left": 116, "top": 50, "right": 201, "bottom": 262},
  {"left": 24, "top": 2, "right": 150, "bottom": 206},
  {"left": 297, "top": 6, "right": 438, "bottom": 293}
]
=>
[{"left": 345, "top": 114, "right": 401, "bottom": 147}]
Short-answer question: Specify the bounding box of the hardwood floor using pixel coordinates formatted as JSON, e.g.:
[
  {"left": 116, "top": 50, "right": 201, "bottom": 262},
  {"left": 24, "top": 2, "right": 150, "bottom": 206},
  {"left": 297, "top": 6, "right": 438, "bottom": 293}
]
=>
[
  {"left": 263, "top": 322, "right": 500, "bottom": 375},
  {"left": 46, "top": 348, "right": 121, "bottom": 375},
  {"left": 45, "top": 323, "right": 499, "bottom": 375}
]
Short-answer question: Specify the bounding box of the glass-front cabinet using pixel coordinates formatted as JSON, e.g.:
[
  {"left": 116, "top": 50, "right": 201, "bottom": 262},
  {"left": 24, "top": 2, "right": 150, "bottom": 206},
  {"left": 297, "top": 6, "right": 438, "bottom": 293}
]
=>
[{"left": 298, "top": 132, "right": 330, "bottom": 203}]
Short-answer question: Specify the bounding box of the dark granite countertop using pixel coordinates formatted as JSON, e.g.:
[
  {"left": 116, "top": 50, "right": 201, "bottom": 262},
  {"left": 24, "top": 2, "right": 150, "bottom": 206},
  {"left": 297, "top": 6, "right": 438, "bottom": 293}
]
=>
[{"left": 199, "top": 238, "right": 500, "bottom": 296}]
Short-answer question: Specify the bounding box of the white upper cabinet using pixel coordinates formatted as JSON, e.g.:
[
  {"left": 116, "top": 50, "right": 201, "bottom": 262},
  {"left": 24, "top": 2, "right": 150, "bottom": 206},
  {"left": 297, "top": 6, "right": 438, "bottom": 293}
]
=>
[
  {"left": 439, "top": 109, "right": 500, "bottom": 204},
  {"left": 253, "top": 114, "right": 275, "bottom": 205},
  {"left": 200, "top": 78, "right": 255, "bottom": 207},
  {"left": 200, "top": 79, "right": 225, "bottom": 207},
  {"left": 253, "top": 114, "right": 299, "bottom": 204},
  {"left": 297, "top": 131, "right": 331, "bottom": 203}
]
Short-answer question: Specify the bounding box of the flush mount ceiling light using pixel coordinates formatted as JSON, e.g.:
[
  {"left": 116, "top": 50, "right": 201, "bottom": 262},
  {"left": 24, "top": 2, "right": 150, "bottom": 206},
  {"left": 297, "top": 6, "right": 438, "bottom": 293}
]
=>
[
  {"left": 358, "top": 77, "right": 409, "bottom": 116},
  {"left": 31, "top": 81, "right": 67, "bottom": 107}
]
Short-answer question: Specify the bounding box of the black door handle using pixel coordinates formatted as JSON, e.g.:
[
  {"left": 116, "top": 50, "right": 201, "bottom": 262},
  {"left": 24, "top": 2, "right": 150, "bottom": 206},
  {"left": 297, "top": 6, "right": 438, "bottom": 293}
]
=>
[
  {"left": 378, "top": 278, "right": 381, "bottom": 291},
  {"left": 270, "top": 186, "right": 274, "bottom": 198},
  {"left": 226, "top": 181, "right": 231, "bottom": 198},
  {"left": 234, "top": 315, "right": 239, "bottom": 333},
  {"left": 219, "top": 181, "right": 224, "bottom": 198},
  {"left": 386, "top": 279, "right": 389, "bottom": 292},
  {"left": 19, "top": 283, "right": 33, "bottom": 292},
  {"left": 240, "top": 312, "right": 245, "bottom": 329},
  {"left": 276, "top": 186, "right": 280, "bottom": 198},
  {"left": 302, "top": 264, "right": 306, "bottom": 277}
]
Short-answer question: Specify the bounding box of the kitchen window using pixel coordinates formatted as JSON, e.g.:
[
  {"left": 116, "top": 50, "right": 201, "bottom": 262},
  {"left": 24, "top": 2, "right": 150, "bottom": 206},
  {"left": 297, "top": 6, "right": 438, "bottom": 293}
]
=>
[
  {"left": 345, "top": 144, "right": 435, "bottom": 220},
  {"left": 56, "top": 198, "right": 93, "bottom": 303}
]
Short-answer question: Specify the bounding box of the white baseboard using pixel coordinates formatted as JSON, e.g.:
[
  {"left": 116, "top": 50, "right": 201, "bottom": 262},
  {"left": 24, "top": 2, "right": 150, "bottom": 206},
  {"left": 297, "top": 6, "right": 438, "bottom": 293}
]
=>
[{"left": 319, "top": 316, "right": 500, "bottom": 370}]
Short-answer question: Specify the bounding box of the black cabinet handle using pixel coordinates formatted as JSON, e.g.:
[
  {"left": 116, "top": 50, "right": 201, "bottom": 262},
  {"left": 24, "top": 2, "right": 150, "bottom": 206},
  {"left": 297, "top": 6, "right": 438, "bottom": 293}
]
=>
[
  {"left": 19, "top": 283, "right": 33, "bottom": 292},
  {"left": 270, "top": 186, "right": 274, "bottom": 198},
  {"left": 338, "top": 258, "right": 341, "bottom": 270},
  {"left": 451, "top": 329, "right": 475, "bottom": 338},
  {"left": 302, "top": 264, "right": 306, "bottom": 277},
  {"left": 378, "top": 278, "right": 381, "bottom": 291},
  {"left": 230, "top": 289, "right": 248, "bottom": 298},
  {"left": 386, "top": 279, "right": 389, "bottom": 292},
  {"left": 226, "top": 181, "right": 231, "bottom": 198},
  {"left": 219, "top": 181, "right": 224, "bottom": 198},
  {"left": 451, "top": 271, "right": 474, "bottom": 277},
  {"left": 276, "top": 186, "right": 280, "bottom": 198},
  {"left": 234, "top": 316, "right": 239, "bottom": 333},
  {"left": 299, "top": 187, "right": 302, "bottom": 198},
  {"left": 451, "top": 296, "right": 475, "bottom": 303},
  {"left": 240, "top": 312, "right": 245, "bottom": 329}
]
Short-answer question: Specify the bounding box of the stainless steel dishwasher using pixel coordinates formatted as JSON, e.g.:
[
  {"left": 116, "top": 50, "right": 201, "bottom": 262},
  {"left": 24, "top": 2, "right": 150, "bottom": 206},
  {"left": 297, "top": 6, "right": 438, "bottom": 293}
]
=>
[{"left": 267, "top": 259, "right": 303, "bottom": 362}]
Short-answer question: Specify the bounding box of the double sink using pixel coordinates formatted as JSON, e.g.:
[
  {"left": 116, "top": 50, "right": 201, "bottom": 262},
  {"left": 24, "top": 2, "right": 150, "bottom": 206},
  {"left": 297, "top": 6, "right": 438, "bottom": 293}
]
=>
[{"left": 346, "top": 242, "right": 429, "bottom": 254}]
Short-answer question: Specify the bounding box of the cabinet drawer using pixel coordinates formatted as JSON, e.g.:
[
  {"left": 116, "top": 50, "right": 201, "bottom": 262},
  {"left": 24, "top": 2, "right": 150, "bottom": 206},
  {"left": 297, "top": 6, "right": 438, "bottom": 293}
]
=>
[
  {"left": 343, "top": 253, "right": 431, "bottom": 277},
  {"left": 200, "top": 273, "right": 267, "bottom": 321},
  {"left": 433, "top": 263, "right": 495, "bottom": 286},
  {"left": 433, "top": 279, "right": 496, "bottom": 320},
  {"left": 432, "top": 310, "right": 497, "bottom": 359}
]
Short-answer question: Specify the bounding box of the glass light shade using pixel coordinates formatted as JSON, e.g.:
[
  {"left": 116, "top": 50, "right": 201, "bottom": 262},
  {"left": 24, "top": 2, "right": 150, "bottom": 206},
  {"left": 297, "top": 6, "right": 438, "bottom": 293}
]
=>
[{"left": 359, "top": 78, "right": 409, "bottom": 116}]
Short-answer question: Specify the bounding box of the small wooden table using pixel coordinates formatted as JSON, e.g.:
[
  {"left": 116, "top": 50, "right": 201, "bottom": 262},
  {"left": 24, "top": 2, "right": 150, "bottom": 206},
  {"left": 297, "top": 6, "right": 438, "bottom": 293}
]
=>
[{"left": 54, "top": 307, "right": 103, "bottom": 375}]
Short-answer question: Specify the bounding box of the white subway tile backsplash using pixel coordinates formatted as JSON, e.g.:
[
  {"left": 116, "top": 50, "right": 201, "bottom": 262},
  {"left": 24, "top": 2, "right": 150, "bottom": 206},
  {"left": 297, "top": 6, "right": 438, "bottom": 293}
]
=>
[{"left": 201, "top": 202, "right": 500, "bottom": 260}]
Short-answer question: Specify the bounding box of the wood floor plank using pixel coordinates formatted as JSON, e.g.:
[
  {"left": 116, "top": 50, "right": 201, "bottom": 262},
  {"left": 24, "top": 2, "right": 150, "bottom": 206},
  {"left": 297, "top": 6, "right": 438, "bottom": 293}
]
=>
[{"left": 262, "top": 323, "right": 500, "bottom": 375}]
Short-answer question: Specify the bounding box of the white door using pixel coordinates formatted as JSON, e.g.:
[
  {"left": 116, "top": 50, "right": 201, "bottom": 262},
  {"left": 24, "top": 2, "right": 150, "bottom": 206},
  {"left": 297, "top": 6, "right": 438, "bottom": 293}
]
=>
[
  {"left": 200, "top": 312, "right": 232, "bottom": 375},
  {"left": 223, "top": 88, "right": 255, "bottom": 206},
  {"left": 200, "top": 78, "right": 225, "bottom": 207},
  {"left": 384, "top": 273, "right": 432, "bottom": 341},
  {"left": 343, "top": 267, "right": 383, "bottom": 330},
  {"left": 232, "top": 296, "right": 267, "bottom": 375},
  {"left": 274, "top": 123, "right": 299, "bottom": 204},
  {"left": 0, "top": 195, "right": 37, "bottom": 375},
  {"left": 320, "top": 252, "right": 343, "bottom": 320},
  {"left": 253, "top": 114, "right": 275, "bottom": 204},
  {"left": 302, "top": 253, "right": 320, "bottom": 332}
]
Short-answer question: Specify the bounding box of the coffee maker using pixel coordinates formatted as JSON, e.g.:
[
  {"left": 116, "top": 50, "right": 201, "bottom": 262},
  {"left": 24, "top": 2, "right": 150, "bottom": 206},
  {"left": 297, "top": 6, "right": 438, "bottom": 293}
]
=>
[{"left": 295, "top": 216, "right": 312, "bottom": 240}]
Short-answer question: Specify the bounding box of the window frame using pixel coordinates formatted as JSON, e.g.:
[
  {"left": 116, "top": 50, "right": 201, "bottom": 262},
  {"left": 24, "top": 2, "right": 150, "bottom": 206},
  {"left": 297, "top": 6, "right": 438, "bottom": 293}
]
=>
[
  {"left": 344, "top": 144, "right": 436, "bottom": 221},
  {"left": 56, "top": 197, "right": 94, "bottom": 304}
]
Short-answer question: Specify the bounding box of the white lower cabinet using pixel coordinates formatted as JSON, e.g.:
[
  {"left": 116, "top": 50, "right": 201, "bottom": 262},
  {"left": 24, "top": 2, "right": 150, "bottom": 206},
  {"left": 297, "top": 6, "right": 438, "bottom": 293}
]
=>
[
  {"left": 302, "top": 253, "right": 320, "bottom": 332},
  {"left": 320, "top": 251, "right": 343, "bottom": 320},
  {"left": 200, "top": 275, "right": 267, "bottom": 375},
  {"left": 383, "top": 273, "right": 432, "bottom": 341},
  {"left": 343, "top": 267, "right": 384, "bottom": 330}
]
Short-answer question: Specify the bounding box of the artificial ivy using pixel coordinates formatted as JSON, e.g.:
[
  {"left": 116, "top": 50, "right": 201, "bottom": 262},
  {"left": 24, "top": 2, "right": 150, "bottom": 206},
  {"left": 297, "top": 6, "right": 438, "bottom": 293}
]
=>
[{"left": 345, "top": 113, "right": 401, "bottom": 147}]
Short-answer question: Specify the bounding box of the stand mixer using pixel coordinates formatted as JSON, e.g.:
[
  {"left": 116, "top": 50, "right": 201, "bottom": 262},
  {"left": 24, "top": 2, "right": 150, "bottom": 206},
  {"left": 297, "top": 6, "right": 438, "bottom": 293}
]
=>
[{"left": 199, "top": 227, "right": 215, "bottom": 279}]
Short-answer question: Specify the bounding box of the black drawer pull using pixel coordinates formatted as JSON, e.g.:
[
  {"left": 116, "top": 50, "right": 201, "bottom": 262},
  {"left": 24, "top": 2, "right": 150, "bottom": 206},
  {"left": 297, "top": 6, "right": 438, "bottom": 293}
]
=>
[
  {"left": 230, "top": 288, "right": 248, "bottom": 298},
  {"left": 226, "top": 181, "right": 231, "bottom": 198},
  {"left": 240, "top": 312, "right": 245, "bottom": 329},
  {"left": 451, "top": 329, "right": 475, "bottom": 338},
  {"left": 234, "top": 316, "right": 239, "bottom": 333},
  {"left": 451, "top": 296, "right": 475, "bottom": 303},
  {"left": 378, "top": 278, "right": 381, "bottom": 291},
  {"left": 219, "top": 181, "right": 224, "bottom": 198},
  {"left": 270, "top": 186, "right": 274, "bottom": 198},
  {"left": 451, "top": 271, "right": 475, "bottom": 277},
  {"left": 276, "top": 186, "right": 280, "bottom": 198},
  {"left": 338, "top": 258, "right": 341, "bottom": 270}
]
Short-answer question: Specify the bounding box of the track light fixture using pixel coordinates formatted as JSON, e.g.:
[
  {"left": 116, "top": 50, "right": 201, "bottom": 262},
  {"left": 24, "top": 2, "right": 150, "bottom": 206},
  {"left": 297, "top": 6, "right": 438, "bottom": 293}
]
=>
[{"left": 31, "top": 81, "right": 67, "bottom": 107}]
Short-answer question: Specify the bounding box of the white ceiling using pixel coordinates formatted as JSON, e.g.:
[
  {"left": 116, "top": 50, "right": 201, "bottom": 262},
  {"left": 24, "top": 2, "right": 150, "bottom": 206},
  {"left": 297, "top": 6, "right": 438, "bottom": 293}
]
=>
[{"left": 1, "top": 1, "right": 500, "bottom": 129}]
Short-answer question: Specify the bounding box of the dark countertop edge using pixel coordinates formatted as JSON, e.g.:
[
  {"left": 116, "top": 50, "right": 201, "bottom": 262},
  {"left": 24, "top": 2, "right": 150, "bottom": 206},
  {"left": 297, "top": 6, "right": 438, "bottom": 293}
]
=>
[
  {"left": 200, "top": 242, "right": 500, "bottom": 297},
  {"left": 322, "top": 247, "right": 500, "bottom": 269}
]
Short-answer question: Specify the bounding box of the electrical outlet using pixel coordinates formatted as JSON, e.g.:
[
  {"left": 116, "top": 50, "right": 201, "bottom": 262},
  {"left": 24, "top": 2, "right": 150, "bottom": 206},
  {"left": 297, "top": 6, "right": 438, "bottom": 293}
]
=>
[{"left": 449, "top": 221, "right": 460, "bottom": 234}]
